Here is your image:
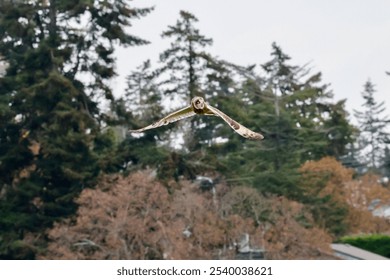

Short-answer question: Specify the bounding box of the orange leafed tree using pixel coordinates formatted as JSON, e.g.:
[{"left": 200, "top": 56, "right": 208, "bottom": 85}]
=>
[
  {"left": 40, "top": 169, "right": 341, "bottom": 260},
  {"left": 300, "top": 157, "right": 390, "bottom": 235},
  {"left": 40, "top": 171, "right": 256, "bottom": 259}
]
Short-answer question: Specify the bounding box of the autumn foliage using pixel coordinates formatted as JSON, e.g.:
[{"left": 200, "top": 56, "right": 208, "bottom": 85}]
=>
[
  {"left": 37, "top": 158, "right": 390, "bottom": 260},
  {"left": 39, "top": 170, "right": 336, "bottom": 260},
  {"left": 40, "top": 171, "right": 251, "bottom": 259},
  {"left": 300, "top": 157, "right": 390, "bottom": 236}
]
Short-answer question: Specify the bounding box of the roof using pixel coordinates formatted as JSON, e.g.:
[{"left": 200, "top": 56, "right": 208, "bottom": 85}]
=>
[
  {"left": 331, "top": 243, "right": 389, "bottom": 260},
  {"left": 373, "top": 205, "right": 390, "bottom": 218}
]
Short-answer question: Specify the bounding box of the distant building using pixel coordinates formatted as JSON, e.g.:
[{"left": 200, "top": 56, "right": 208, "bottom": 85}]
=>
[
  {"left": 235, "top": 233, "right": 265, "bottom": 260},
  {"left": 331, "top": 243, "right": 389, "bottom": 260},
  {"left": 372, "top": 205, "right": 390, "bottom": 219}
]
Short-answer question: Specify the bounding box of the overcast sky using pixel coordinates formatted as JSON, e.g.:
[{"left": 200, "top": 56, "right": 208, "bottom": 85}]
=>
[{"left": 114, "top": 0, "right": 390, "bottom": 122}]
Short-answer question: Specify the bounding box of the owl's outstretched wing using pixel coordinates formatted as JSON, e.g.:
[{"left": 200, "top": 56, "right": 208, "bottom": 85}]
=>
[
  {"left": 206, "top": 104, "right": 264, "bottom": 140},
  {"left": 129, "top": 106, "right": 195, "bottom": 133}
]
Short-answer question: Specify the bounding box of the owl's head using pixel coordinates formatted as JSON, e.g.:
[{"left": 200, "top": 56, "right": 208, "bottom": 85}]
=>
[{"left": 191, "top": 96, "right": 205, "bottom": 110}]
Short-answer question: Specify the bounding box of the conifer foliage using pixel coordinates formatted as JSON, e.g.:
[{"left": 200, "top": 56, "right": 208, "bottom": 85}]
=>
[
  {"left": 354, "top": 79, "right": 390, "bottom": 170},
  {"left": 159, "top": 11, "right": 213, "bottom": 102},
  {"left": 0, "top": 0, "right": 152, "bottom": 259},
  {"left": 216, "top": 43, "right": 355, "bottom": 196}
]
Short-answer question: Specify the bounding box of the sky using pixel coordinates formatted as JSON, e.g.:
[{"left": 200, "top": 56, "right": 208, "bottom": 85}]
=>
[{"left": 114, "top": 0, "right": 390, "bottom": 122}]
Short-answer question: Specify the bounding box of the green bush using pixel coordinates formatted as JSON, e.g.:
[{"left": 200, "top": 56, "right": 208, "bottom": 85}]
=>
[{"left": 340, "top": 234, "right": 390, "bottom": 258}]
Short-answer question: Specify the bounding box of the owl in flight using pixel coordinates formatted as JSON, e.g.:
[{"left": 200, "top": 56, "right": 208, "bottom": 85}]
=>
[{"left": 129, "top": 96, "right": 264, "bottom": 140}]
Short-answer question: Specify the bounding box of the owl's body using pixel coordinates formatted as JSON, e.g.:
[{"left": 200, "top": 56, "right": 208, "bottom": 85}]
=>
[{"left": 129, "top": 96, "right": 264, "bottom": 140}]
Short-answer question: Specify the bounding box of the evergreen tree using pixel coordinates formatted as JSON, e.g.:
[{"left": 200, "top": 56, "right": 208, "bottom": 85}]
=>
[
  {"left": 124, "top": 60, "right": 163, "bottom": 130},
  {"left": 0, "top": 0, "right": 152, "bottom": 259},
  {"left": 153, "top": 11, "right": 245, "bottom": 151},
  {"left": 217, "top": 43, "right": 355, "bottom": 197},
  {"left": 159, "top": 10, "right": 213, "bottom": 102},
  {"left": 354, "top": 79, "right": 390, "bottom": 170},
  {"left": 339, "top": 142, "right": 367, "bottom": 174},
  {"left": 381, "top": 147, "right": 390, "bottom": 178},
  {"left": 120, "top": 60, "right": 170, "bottom": 169},
  {"left": 156, "top": 11, "right": 215, "bottom": 151},
  {"left": 125, "top": 11, "right": 258, "bottom": 177},
  {"left": 260, "top": 43, "right": 355, "bottom": 163},
  {"left": 323, "top": 100, "right": 358, "bottom": 159}
]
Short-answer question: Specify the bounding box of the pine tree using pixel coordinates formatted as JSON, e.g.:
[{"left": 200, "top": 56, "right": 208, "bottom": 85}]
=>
[
  {"left": 354, "top": 79, "right": 390, "bottom": 170},
  {"left": 124, "top": 11, "right": 252, "bottom": 177},
  {"left": 323, "top": 100, "right": 358, "bottom": 159},
  {"left": 154, "top": 11, "right": 215, "bottom": 151},
  {"left": 153, "top": 11, "right": 246, "bottom": 152},
  {"left": 159, "top": 10, "right": 213, "bottom": 102},
  {"left": 217, "top": 43, "right": 355, "bottom": 197},
  {"left": 124, "top": 60, "right": 163, "bottom": 130},
  {"left": 119, "top": 60, "right": 170, "bottom": 169},
  {"left": 0, "top": 0, "right": 152, "bottom": 259},
  {"left": 339, "top": 142, "right": 367, "bottom": 174},
  {"left": 260, "top": 43, "right": 356, "bottom": 163},
  {"left": 381, "top": 147, "right": 390, "bottom": 178}
]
